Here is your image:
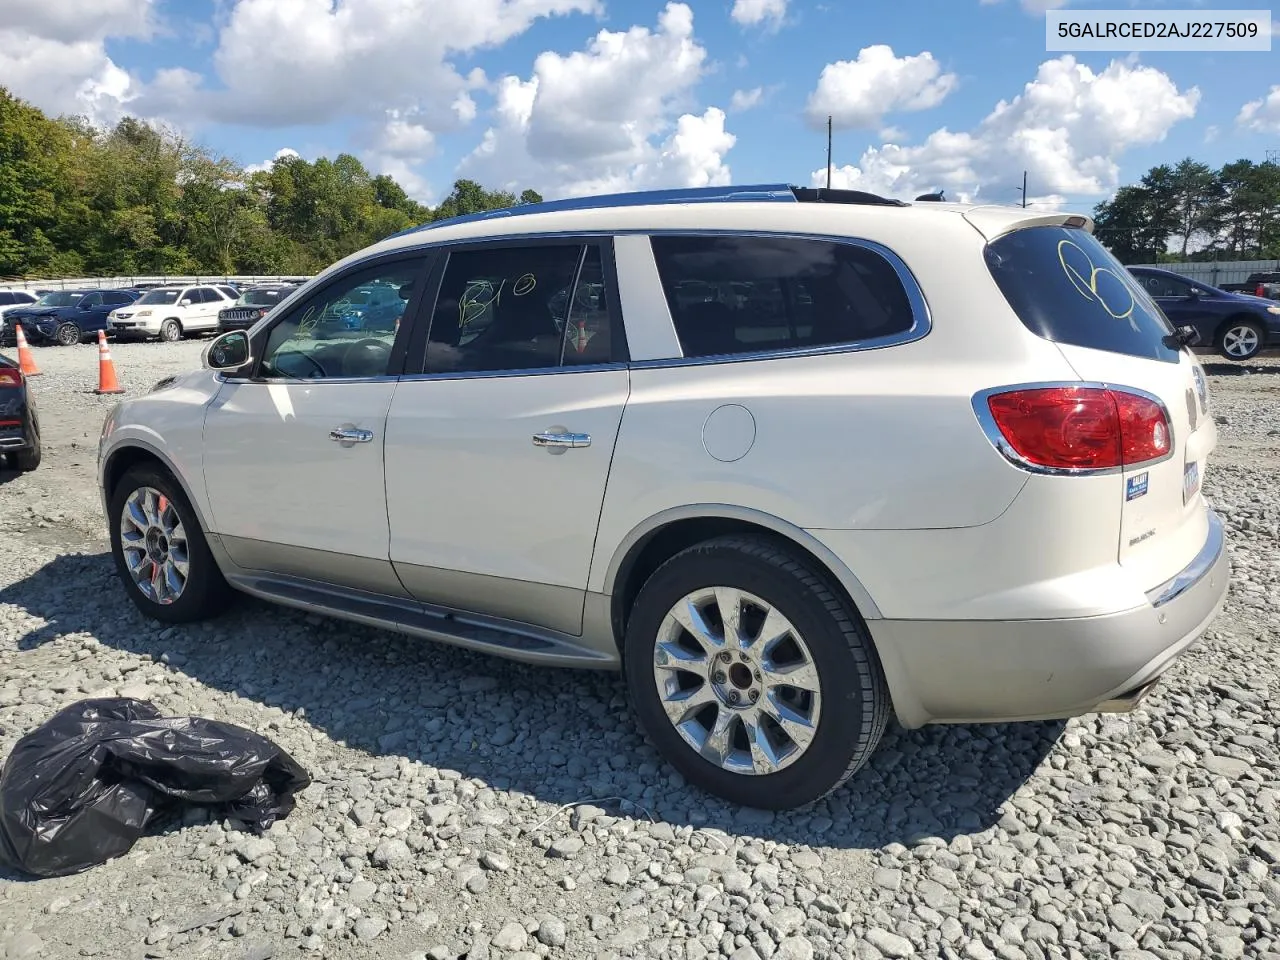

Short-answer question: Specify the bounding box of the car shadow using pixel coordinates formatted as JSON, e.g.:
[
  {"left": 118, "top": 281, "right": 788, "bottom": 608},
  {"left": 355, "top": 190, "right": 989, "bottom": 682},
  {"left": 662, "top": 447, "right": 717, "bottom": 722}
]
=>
[
  {"left": 1, "top": 552, "right": 1063, "bottom": 854},
  {"left": 1201, "top": 360, "right": 1280, "bottom": 376}
]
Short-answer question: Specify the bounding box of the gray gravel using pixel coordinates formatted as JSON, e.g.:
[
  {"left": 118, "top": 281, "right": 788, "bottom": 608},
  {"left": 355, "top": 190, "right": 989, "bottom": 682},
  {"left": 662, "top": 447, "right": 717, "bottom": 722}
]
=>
[{"left": 1, "top": 341, "right": 1278, "bottom": 960}]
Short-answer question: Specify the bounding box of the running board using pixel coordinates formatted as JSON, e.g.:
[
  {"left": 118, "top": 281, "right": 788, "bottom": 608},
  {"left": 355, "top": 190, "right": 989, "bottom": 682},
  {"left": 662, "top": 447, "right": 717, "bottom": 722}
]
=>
[{"left": 226, "top": 572, "right": 618, "bottom": 669}]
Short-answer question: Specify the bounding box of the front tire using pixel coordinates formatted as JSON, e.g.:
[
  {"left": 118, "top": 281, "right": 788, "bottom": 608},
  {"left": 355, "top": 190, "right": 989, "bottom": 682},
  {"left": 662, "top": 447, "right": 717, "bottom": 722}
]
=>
[
  {"left": 160, "top": 319, "right": 182, "bottom": 342},
  {"left": 623, "top": 536, "right": 890, "bottom": 809},
  {"left": 109, "top": 464, "right": 230, "bottom": 623},
  {"left": 55, "top": 322, "right": 81, "bottom": 346},
  {"left": 1217, "top": 319, "right": 1265, "bottom": 361}
]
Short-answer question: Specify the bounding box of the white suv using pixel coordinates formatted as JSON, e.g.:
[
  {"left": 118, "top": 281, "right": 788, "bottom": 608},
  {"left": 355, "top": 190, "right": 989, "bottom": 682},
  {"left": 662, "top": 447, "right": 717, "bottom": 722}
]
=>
[
  {"left": 108, "top": 285, "right": 235, "bottom": 341},
  {"left": 96, "top": 184, "right": 1230, "bottom": 809}
]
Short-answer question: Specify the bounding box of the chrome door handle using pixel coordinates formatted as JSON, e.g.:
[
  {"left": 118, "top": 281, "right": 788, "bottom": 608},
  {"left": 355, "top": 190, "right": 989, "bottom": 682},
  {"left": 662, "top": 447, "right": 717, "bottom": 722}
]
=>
[
  {"left": 329, "top": 427, "right": 374, "bottom": 443},
  {"left": 532, "top": 431, "right": 592, "bottom": 449}
]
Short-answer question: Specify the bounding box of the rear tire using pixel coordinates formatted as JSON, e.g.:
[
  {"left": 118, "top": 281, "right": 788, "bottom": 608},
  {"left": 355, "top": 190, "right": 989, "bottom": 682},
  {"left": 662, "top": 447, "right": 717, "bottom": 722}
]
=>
[
  {"left": 622, "top": 535, "right": 890, "bottom": 809},
  {"left": 1217, "top": 318, "right": 1264, "bottom": 361},
  {"left": 109, "top": 463, "right": 231, "bottom": 623},
  {"left": 55, "top": 322, "right": 81, "bottom": 346},
  {"left": 14, "top": 434, "right": 40, "bottom": 472},
  {"left": 160, "top": 319, "right": 182, "bottom": 342}
]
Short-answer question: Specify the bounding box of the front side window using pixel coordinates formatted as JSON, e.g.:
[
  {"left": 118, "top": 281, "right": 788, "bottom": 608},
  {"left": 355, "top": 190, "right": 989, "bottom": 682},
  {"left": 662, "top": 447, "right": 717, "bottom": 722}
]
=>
[
  {"left": 650, "top": 235, "right": 916, "bottom": 359},
  {"left": 260, "top": 258, "right": 425, "bottom": 380},
  {"left": 79, "top": 293, "right": 104, "bottom": 308},
  {"left": 423, "top": 243, "right": 619, "bottom": 374},
  {"left": 105, "top": 292, "right": 134, "bottom": 305}
]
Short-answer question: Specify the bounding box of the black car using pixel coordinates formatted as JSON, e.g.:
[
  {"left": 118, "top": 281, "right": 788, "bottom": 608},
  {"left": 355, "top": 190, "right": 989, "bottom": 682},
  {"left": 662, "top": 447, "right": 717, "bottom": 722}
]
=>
[
  {"left": 4, "top": 288, "right": 143, "bottom": 346},
  {"left": 1128, "top": 267, "right": 1280, "bottom": 361},
  {"left": 217, "top": 284, "right": 300, "bottom": 333},
  {"left": 0, "top": 351, "right": 40, "bottom": 471}
]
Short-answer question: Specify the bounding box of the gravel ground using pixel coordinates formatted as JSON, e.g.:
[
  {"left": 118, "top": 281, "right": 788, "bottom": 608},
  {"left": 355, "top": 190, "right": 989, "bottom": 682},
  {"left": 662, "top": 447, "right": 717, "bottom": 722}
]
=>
[{"left": 0, "top": 341, "right": 1278, "bottom": 960}]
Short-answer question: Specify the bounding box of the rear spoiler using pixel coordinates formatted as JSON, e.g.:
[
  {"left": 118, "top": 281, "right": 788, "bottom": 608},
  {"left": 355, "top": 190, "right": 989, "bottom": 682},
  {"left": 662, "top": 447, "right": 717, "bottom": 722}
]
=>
[{"left": 960, "top": 206, "right": 1095, "bottom": 243}]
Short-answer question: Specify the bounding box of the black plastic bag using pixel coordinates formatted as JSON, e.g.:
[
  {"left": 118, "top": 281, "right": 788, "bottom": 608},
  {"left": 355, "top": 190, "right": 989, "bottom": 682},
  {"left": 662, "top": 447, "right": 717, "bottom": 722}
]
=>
[{"left": 0, "top": 698, "right": 310, "bottom": 878}]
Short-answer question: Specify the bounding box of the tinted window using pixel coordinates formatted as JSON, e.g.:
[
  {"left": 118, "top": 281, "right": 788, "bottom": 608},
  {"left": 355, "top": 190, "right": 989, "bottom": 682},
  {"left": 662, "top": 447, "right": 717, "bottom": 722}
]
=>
[
  {"left": 261, "top": 258, "right": 424, "bottom": 380},
  {"left": 650, "top": 235, "right": 915, "bottom": 359},
  {"left": 104, "top": 292, "right": 134, "bottom": 305},
  {"left": 240, "top": 288, "right": 288, "bottom": 306},
  {"left": 0, "top": 293, "right": 12, "bottom": 306},
  {"left": 35, "top": 292, "right": 82, "bottom": 307},
  {"left": 80, "top": 293, "right": 104, "bottom": 307},
  {"left": 985, "top": 227, "right": 1179, "bottom": 364},
  {"left": 138, "top": 290, "right": 181, "bottom": 305},
  {"left": 424, "top": 243, "right": 618, "bottom": 374},
  {"left": 1134, "top": 272, "right": 1193, "bottom": 299},
  {"left": 14, "top": 292, "right": 35, "bottom": 304}
]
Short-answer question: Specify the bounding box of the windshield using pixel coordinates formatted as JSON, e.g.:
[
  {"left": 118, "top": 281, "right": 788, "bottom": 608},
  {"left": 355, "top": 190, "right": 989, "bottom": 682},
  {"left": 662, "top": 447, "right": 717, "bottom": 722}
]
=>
[
  {"left": 35, "top": 292, "right": 83, "bottom": 307},
  {"left": 137, "top": 290, "right": 182, "bottom": 305},
  {"left": 239, "top": 289, "right": 288, "bottom": 306}
]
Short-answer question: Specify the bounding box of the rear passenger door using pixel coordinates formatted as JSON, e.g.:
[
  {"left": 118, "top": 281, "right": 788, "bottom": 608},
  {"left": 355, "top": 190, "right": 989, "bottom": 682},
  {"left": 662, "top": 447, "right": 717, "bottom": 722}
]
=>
[{"left": 383, "top": 239, "right": 630, "bottom": 635}]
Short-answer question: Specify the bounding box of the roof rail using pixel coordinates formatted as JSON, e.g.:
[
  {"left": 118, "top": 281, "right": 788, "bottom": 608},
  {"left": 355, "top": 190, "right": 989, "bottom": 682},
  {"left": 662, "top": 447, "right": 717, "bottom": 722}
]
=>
[{"left": 394, "top": 182, "right": 908, "bottom": 237}]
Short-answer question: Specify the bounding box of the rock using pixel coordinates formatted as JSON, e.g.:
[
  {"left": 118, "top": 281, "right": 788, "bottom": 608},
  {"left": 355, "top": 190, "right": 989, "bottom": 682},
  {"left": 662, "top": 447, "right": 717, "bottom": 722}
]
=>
[
  {"left": 775, "top": 937, "right": 815, "bottom": 960},
  {"left": 354, "top": 917, "right": 387, "bottom": 942},
  {"left": 536, "top": 918, "right": 567, "bottom": 948},
  {"left": 865, "top": 928, "right": 914, "bottom": 958},
  {"left": 493, "top": 922, "right": 528, "bottom": 951},
  {"left": 547, "top": 836, "right": 584, "bottom": 859},
  {"left": 480, "top": 851, "right": 511, "bottom": 872},
  {"left": 4, "top": 932, "right": 44, "bottom": 959},
  {"left": 605, "top": 865, "right": 631, "bottom": 886},
  {"left": 1202, "top": 756, "right": 1251, "bottom": 779},
  {"left": 234, "top": 838, "right": 276, "bottom": 863},
  {"left": 372, "top": 838, "right": 412, "bottom": 867}
]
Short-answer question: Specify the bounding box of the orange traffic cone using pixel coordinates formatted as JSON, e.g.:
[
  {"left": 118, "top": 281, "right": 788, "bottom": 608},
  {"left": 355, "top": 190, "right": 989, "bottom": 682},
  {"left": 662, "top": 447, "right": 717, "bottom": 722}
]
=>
[
  {"left": 14, "top": 324, "right": 41, "bottom": 377},
  {"left": 94, "top": 330, "right": 124, "bottom": 395}
]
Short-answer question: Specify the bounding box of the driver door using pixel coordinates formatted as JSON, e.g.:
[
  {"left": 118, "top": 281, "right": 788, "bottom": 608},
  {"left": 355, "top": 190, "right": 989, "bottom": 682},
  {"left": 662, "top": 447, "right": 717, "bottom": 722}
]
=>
[{"left": 201, "top": 253, "right": 431, "bottom": 597}]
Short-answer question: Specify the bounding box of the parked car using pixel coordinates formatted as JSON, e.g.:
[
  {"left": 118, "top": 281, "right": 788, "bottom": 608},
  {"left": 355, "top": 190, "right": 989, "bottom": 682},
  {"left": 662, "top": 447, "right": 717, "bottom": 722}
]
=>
[
  {"left": 306, "top": 280, "right": 408, "bottom": 338},
  {"left": 1128, "top": 266, "right": 1280, "bottom": 360},
  {"left": 1220, "top": 271, "right": 1280, "bottom": 300},
  {"left": 0, "top": 290, "right": 39, "bottom": 318},
  {"left": 98, "top": 184, "right": 1229, "bottom": 809},
  {"left": 217, "top": 283, "right": 301, "bottom": 333},
  {"left": 107, "top": 285, "right": 236, "bottom": 341},
  {"left": 0, "top": 350, "right": 40, "bottom": 471},
  {"left": 3, "top": 289, "right": 142, "bottom": 346}
]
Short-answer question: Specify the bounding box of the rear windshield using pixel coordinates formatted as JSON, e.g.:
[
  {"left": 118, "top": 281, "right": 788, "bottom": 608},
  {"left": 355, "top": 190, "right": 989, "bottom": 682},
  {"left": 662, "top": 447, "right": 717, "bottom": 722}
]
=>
[
  {"left": 239, "top": 288, "right": 288, "bottom": 306},
  {"left": 985, "top": 226, "right": 1180, "bottom": 364}
]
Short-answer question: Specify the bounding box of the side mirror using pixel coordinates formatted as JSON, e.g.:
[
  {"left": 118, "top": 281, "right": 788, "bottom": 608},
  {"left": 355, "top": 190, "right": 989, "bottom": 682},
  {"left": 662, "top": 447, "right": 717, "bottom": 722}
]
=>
[
  {"left": 204, "top": 330, "right": 252, "bottom": 372},
  {"left": 180, "top": 298, "right": 193, "bottom": 307}
]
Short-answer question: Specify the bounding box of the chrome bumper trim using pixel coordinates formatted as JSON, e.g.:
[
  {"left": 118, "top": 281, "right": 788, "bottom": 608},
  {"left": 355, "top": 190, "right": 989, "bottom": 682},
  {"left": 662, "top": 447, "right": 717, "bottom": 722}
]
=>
[{"left": 1145, "top": 510, "right": 1225, "bottom": 609}]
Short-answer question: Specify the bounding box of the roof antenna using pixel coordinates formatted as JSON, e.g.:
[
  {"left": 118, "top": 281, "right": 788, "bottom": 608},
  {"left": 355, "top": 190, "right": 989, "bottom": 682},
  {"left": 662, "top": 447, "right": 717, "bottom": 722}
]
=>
[
  {"left": 915, "top": 190, "right": 945, "bottom": 202},
  {"left": 826, "top": 115, "right": 833, "bottom": 190}
]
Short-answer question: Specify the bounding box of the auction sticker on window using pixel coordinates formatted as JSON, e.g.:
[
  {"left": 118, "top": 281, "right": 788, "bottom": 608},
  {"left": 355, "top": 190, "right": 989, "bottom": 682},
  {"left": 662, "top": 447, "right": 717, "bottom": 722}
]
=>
[{"left": 1047, "top": 10, "right": 1271, "bottom": 51}]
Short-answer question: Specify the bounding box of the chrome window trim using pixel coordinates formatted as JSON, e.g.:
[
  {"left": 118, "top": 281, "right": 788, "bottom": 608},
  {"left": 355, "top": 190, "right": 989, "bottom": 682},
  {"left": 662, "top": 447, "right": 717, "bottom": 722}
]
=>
[
  {"left": 220, "top": 227, "right": 931, "bottom": 383},
  {"left": 970, "top": 381, "right": 1177, "bottom": 477},
  {"left": 1145, "top": 510, "right": 1224, "bottom": 608}
]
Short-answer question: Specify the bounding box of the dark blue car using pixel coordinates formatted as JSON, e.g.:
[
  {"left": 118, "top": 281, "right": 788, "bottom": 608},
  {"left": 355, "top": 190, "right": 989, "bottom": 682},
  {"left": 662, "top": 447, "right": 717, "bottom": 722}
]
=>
[
  {"left": 1129, "top": 267, "right": 1280, "bottom": 361},
  {"left": 4, "top": 289, "right": 143, "bottom": 346}
]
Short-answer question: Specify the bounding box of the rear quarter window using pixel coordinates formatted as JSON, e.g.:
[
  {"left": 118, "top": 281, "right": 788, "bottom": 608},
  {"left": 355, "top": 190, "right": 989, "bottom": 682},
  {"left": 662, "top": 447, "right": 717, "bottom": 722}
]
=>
[
  {"left": 650, "top": 234, "right": 917, "bottom": 359},
  {"left": 985, "top": 226, "right": 1180, "bottom": 364}
]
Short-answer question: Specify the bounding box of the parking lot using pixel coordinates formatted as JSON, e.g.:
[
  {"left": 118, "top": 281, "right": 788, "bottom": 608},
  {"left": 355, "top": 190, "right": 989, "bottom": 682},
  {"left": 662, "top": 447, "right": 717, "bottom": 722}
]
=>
[{"left": 1, "top": 341, "right": 1278, "bottom": 960}]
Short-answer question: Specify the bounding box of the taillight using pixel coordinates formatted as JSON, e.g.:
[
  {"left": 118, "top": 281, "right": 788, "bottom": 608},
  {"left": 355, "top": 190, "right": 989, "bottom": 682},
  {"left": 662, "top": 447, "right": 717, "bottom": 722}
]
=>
[
  {"left": 1258, "top": 284, "right": 1267, "bottom": 297},
  {"left": 983, "top": 385, "right": 1170, "bottom": 471},
  {"left": 0, "top": 369, "right": 21, "bottom": 387}
]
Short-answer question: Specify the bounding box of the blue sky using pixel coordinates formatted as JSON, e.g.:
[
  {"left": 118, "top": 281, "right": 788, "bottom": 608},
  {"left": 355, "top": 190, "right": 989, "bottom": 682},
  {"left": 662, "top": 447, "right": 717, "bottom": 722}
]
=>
[{"left": 0, "top": 0, "right": 1276, "bottom": 211}]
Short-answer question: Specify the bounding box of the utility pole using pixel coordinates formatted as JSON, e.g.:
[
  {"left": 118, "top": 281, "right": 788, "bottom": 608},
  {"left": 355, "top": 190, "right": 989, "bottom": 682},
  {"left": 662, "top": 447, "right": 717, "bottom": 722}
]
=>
[
  {"left": 1019, "top": 170, "right": 1028, "bottom": 208},
  {"left": 1267, "top": 149, "right": 1279, "bottom": 164},
  {"left": 826, "top": 116, "right": 833, "bottom": 189}
]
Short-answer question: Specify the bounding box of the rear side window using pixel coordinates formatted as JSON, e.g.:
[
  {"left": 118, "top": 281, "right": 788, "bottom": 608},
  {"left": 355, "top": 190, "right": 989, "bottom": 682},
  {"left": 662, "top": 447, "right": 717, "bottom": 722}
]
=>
[
  {"left": 650, "top": 235, "right": 916, "bottom": 359},
  {"left": 985, "top": 226, "right": 1179, "bottom": 364}
]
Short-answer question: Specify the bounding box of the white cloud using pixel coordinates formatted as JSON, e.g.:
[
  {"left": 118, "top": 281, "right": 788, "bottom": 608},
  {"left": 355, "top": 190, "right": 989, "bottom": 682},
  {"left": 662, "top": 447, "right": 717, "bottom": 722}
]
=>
[
  {"left": 805, "top": 46, "right": 958, "bottom": 129},
  {"left": 185, "top": 0, "right": 600, "bottom": 130},
  {"left": 0, "top": 33, "right": 139, "bottom": 124},
  {"left": 0, "top": 0, "right": 154, "bottom": 43},
  {"left": 879, "top": 126, "right": 907, "bottom": 142},
  {"left": 244, "top": 147, "right": 302, "bottom": 175},
  {"left": 811, "top": 55, "right": 1199, "bottom": 203},
  {"left": 461, "top": 3, "right": 735, "bottom": 197},
  {"left": 730, "top": 87, "right": 764, "bottom": 112},
  {"left": 730, "top": 0, "right": 787, "bottom": 29},
  {"left": 1236, "top": 85, "right": 1280, "bottom": 134}
]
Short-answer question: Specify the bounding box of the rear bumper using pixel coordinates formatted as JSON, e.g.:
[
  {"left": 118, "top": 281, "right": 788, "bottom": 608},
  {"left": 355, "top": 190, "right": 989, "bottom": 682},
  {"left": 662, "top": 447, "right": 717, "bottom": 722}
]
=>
[{"left": 869, "top": 510, "right": 1230, "bottom": 728}]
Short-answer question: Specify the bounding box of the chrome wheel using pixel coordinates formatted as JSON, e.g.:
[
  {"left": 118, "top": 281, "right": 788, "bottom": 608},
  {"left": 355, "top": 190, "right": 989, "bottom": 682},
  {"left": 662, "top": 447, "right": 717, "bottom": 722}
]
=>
[
  {"left": 119, "top": 486, "right": 189, "bottom": 604},
  {"left": 1222, "top": 324, "right": 1260, "bottom": 358},
  {"left": 652, "top": 587, "right": 822, "bottom": 776}
]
